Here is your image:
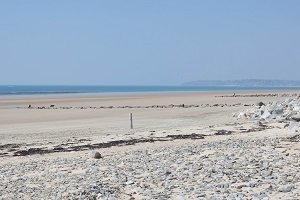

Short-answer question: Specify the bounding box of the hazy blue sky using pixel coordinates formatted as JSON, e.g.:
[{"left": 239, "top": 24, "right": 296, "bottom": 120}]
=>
[{"left": 1, "top": 1, "right": 300, "bottom": 85}]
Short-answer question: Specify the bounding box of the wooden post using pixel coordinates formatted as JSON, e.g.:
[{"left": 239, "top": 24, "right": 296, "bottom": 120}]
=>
[{"left": 130, "top": 113, "right": 133, "bottom": 129}]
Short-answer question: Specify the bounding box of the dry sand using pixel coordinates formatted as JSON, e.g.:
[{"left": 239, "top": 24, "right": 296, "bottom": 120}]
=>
[{"left": 0, "top": 90, "right": 295, "bottom": 145}]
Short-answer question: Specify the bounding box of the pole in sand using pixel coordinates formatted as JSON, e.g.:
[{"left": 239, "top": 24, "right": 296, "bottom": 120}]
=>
[{"left": 130, "top": 113, "right": 133, "bottom": 129}]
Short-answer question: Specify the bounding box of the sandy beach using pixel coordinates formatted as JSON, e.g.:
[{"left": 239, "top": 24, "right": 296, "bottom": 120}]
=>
[
  {"left": 1, "top": 90, "right": 300, "bottom": 199},
  {"left": 3, "top": 0, "right": 300, "bottom": 199},
  {"left": 0, "top": 90, "right": 295, "bottom": 145}
]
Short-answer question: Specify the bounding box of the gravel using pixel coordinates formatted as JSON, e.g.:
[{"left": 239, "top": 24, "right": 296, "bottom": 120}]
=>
[{"left": 1, "top": 136, "right": 300, "bottom": 199}]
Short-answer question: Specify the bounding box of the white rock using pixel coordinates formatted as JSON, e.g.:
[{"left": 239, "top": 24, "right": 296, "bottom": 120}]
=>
[
  {"left": 261, "top": 110, "right": 271, "bottom": 119},
  {"left": 288, "top": 122, "right": 300, "bottom": 133},
  {"left": 278, "top": 184, "right": 293, "bottom": 192},
  {"left": 271, "top": 105, "right": 283, "bottom": 115},
  {"left": 237, "top": 112, "right": 246, "bottom": 119},
  {"left": 293, "top": 106, "right": 300, "bottom": 112},
  {"left": 125, "top": 180, "right": 134, "bottom": 185},
  {"left": 295, "top": 172, "right": 300, "bottom": 179}
]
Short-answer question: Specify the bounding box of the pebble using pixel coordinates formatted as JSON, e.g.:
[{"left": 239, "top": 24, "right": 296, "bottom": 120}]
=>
[
  {"left": 0, "top": 137, "right": 299, "bottom": 199},
  {"left": 90, "top": 151, "right": 102, "bottom": 159},
  {"left": 278, "top": 184, "right": 293, "bottom": 192}
]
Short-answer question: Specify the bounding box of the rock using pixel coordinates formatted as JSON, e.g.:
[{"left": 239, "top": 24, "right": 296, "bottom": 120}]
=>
[
  {"left": 295, "top": 172, "right": 300, "bottom": 179},
  {"left": 257, "top": 102, "right": 265, "bottom": 107},
  {"left": 261, "top": 170, "right": 272, "bottom": 177},
  {"left": 234, "top": 98, "right": 300, "bottom": 123},
  {"left": 125, "top": 180, "right": 134, "bottom": 185},
  {"left": 90, "top": 151, "right": 102, "bottom": 159},
  {"left": 278, "top": 184, "right": 293, "bottom": 192},
  {"left": 261, "top": 110, "right": 271, "bottom": 119},
  {"left": 249, "top": 180, "right": 258, "bottom": 188},
  {"left": 237, "top": 112, "right": 246, "bottom": 119},
  {"left": 261, "top": 197, "right": 269, "bottom": 200},
  {"left": 285, "top": 176, "right": 294, "bottom": 182},
  {"left": 271, "top": 105, "right": 283, "bottom": 115},
  {"left": 293, "top": 105, "right": 300, "bottom": 112},
  {"left": 236, "top": 183, "right": 248, "bottom": 189},
  {"left": 196, "top": 193, "right": 206, "bottom": 198},
  {"left": 288, "top": 122, "right": 300, "bottom": 133},
  {"left": 218, "top": 182, "right": 230, "bottom": 189},
  {"left": 291, "top": 114, "right": 300, "bottom": 122}
]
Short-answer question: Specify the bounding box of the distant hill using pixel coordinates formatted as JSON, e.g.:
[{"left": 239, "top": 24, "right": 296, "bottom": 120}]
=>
[{"left": 183, "top": 79, "right": 300, "bottom": 87}]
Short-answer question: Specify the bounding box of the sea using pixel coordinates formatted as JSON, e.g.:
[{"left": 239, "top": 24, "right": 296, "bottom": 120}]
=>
[{"left": 0, "top": 85, "right": 300, "bottom": 96}]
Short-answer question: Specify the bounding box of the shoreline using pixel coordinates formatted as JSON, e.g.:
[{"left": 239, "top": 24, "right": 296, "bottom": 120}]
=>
[{"left": 1, "top": 88, "right": 300, "bottom": 100}]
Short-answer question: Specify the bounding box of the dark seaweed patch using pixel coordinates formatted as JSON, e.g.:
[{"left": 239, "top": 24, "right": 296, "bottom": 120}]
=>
[{"left": 13, "top": 134, "right": 205, "bottom": 156}]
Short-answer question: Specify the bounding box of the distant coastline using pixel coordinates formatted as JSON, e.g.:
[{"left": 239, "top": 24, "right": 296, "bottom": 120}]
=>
[
  {"left": 183, "top": 79, "right": 300, "bottom": 87},
  {"left": 1, "top": 84, "right": 300, "bottom": 96}
]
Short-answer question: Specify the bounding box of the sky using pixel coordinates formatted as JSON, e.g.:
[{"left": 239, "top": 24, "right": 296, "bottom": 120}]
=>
[{"left": 0, "top": 1, "right": 300, "bottom": 85}]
